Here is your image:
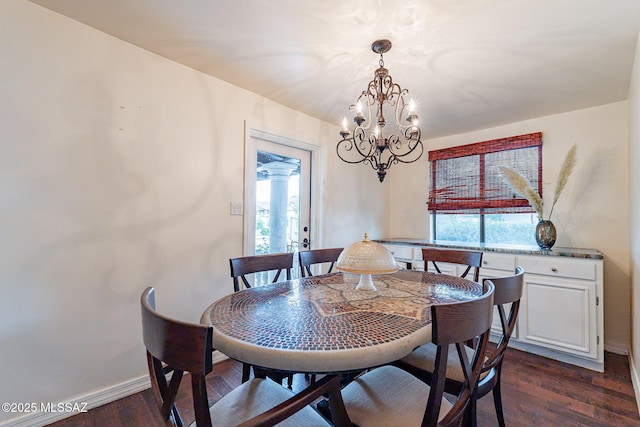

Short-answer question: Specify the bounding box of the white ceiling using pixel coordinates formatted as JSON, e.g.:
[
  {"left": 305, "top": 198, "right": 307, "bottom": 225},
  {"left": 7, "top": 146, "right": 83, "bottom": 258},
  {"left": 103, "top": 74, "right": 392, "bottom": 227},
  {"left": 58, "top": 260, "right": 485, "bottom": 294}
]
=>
[{"left": 30, "top": 0, "right": 640, "bottom": 138}]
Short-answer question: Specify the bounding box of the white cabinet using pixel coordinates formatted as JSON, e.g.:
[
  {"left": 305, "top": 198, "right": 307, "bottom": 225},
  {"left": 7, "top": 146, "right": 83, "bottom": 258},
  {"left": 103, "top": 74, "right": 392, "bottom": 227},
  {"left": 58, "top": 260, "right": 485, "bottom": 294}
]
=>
[
  {"left": 382, "top": 244, "right": 414, "bottom": 269},
  {"left": 515, "top": 255, "right": 603, "bottom": 370},
  {"left": 378, "top": 241, "right": 605, "bottom": 372}
]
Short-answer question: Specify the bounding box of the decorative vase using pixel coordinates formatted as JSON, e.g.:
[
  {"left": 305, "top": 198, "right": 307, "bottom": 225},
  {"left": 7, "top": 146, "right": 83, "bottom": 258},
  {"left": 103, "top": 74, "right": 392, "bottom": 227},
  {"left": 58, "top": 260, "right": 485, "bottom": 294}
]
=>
[{"left": 535, "top": 220, "right": 557, "bottom": 250}]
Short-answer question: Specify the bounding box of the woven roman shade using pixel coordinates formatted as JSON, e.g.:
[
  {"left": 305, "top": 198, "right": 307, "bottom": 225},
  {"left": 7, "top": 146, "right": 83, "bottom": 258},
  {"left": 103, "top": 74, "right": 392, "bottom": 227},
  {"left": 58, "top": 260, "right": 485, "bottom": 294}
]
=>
[{"left": 428, "top": 132, "right": 542, "bottom": 214}]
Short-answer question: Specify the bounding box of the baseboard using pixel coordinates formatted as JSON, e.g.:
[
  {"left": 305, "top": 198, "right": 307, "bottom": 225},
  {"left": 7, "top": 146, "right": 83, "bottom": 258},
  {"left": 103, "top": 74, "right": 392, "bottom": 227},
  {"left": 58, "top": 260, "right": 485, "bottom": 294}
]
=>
[
  {"left": 0, "top": 351, "right": 230, "bottom": 427},
  {"left": 212, "top": 350, "right": 229, "bottom": 364},
  {"left": 629, "top": 350, "right": 640, "bottom": 418},
  {"left": 605, "top": 342, "right": 630, "bottom": 355},
  {"left": 0, "top": 374, "right": 150, "bottom": 427}
]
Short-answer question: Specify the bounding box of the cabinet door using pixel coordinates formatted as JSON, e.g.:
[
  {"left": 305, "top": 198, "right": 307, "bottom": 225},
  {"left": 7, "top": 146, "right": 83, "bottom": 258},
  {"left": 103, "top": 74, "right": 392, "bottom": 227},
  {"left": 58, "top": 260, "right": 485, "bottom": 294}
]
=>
[
  {"left": 519, "top": 274, "right": 598, "bottom": 359},
  {"left": 426, "top": 262, "right": 457, "bottom": 275}
]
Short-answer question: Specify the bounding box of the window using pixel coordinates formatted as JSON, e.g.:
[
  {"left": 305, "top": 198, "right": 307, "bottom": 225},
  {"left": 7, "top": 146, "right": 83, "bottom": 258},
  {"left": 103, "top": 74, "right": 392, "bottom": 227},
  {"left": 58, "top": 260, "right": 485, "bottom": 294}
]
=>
[{"left": 428, "top": 133, "right": 542, "bottom": 245}]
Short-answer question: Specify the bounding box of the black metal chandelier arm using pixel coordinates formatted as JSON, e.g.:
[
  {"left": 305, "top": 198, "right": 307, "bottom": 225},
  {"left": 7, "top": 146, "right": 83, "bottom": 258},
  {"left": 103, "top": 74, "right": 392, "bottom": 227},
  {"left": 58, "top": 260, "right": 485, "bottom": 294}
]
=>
[
  {"left": 404, "top": 125, "right": 422, "bottom": 141},
  {"left": 385, "top": 133, "right": 404, "bottom": 151},
  {"left": 353, "top": 127, "right": 376, "bottom": 157},
  {"left": 365, "top": 157, "right": 381, "bottom": 172},
  {"left": 336, "top": 139, "right": 369, "bottom": 164},
  {"left": 387, "top": 140, "right": 424, "bottom": 164},
  {"left": 336, "top": 130, "right": 376, "bottom": 164},
  {"left": 365, "top": 134, "right": 381, "bottom": 169}
]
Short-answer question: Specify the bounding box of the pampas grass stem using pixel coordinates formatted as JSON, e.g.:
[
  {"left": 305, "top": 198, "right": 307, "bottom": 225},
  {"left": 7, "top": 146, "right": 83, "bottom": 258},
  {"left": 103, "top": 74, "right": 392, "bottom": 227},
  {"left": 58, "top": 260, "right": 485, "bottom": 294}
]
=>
[
  {"left": 499, "top": 166, "right": 543, "bottom": 220},
  {"left": 499, "top": 144, "right": 577, "bottom": 221},
  {"left": 548, "top": 144, "right": 577, "bottom": 220}
]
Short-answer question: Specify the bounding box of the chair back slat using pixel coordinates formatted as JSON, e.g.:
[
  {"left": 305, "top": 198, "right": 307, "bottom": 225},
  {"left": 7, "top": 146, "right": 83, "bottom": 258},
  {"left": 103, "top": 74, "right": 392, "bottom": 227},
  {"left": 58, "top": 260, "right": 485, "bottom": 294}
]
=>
[
  {"left": 299, "top": 248, "right": 344, "bottom": 277},
  {"left": 421, "top": 248, "right": 483, "bottom": 281},
  {"left": 230, "top": 252, "right": 294, "bottom": 292}
]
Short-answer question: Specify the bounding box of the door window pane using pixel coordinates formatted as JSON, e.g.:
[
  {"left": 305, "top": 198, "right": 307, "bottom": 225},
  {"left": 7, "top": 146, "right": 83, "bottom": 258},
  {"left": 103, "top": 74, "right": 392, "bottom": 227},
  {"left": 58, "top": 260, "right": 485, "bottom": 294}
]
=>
[{"left": 255, "top": 151, "right": 301, "bottom": 255}]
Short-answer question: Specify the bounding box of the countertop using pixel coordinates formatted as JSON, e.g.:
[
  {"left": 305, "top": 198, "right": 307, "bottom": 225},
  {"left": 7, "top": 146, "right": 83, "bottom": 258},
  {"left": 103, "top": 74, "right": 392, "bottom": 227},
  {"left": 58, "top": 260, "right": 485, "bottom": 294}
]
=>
[{"left": 374, "top": 238, "right": 603, "bottom": 260}]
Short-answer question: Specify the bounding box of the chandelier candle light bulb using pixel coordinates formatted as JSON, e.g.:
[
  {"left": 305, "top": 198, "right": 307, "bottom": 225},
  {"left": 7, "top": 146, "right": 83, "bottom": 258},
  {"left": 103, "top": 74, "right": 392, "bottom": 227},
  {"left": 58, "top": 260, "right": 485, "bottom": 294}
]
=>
[{"left": 355, "top": 102, "right": 365, "bottom": 126}]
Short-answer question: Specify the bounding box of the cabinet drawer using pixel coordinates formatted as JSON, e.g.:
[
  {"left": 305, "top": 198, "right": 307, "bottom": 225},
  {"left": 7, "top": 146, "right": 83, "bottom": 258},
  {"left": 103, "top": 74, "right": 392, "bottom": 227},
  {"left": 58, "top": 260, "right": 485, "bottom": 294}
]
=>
[
  {"left": 517, "top": 256, "right": 596, "bottom": 281},
  {"left": 481, "top": 253, "right": 516, "bottom": 272},
  {"left": 382, "top": 244, "right": 413, "bottom": 260}
]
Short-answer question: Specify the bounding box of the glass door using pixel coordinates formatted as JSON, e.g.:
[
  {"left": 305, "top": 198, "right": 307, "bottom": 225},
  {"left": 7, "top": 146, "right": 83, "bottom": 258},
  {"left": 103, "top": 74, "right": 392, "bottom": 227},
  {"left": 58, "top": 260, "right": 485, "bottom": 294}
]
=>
[{"left": 251, "top": 139, "right": 311, "bottom": 283}]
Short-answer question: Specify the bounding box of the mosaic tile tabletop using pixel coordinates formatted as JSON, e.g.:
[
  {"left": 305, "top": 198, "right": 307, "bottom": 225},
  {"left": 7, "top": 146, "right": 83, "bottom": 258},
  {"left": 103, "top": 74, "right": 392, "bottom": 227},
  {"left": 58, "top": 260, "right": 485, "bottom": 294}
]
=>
[{"left": 201, "top": 270, "right": 482, "bottom": 373}]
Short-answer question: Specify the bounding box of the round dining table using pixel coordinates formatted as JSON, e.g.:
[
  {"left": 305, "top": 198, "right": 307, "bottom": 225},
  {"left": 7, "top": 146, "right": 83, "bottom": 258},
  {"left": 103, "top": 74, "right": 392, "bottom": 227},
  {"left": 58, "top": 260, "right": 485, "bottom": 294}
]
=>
[{"left": 200, "top": 270, "right": 482, "bottom": 374}]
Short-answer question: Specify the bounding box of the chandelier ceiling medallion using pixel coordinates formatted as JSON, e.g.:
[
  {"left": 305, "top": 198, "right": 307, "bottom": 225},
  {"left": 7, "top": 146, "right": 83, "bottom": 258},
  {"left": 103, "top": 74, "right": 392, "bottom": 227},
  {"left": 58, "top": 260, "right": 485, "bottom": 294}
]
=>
[{"left": 337, "top": 39, "right": 424, "bottom": 182}]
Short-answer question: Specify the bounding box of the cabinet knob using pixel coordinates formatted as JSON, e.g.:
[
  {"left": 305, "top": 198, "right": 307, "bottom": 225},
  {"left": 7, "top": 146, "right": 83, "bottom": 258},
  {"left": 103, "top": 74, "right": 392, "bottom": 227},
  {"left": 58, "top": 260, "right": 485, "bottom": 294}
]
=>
[{"left": 551, "top": 267, "right": 558, "bottom": 272}]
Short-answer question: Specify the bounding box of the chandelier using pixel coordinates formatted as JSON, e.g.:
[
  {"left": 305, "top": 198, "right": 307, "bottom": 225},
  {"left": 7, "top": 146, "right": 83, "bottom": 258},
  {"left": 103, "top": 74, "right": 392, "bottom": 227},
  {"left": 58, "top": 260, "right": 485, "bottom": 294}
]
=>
[{"left": 337, "top": 39, "right": 424, "bottom": 182}]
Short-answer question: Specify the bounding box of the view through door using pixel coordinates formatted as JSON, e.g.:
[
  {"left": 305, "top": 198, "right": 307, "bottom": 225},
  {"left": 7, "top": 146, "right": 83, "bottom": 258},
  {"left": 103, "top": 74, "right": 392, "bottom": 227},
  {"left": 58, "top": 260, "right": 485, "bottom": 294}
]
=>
[{"left": 253, "top": 140, "right": 310, "bottom": 285}]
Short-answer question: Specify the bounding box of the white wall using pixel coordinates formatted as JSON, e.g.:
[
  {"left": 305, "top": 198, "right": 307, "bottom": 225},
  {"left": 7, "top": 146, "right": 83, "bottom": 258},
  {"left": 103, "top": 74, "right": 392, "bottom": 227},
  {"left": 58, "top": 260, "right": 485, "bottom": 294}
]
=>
[
  {"left": 0, "top": 1, "right": 386, "bottom": 423},
  {"left": 2, "top": 1, "right": 635, "bottom": 423},
  {"left": 389, "top": 102, "right": 630, "bottom": 352},
  {"left": 629, "top": 29, "right": 640, "bottom": 399}
]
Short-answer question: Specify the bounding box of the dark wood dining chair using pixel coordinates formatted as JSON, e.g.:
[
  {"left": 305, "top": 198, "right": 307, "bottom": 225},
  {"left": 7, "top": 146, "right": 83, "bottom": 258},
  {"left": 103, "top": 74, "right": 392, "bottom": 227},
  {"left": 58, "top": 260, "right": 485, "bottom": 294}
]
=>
[
  {"left": 229, "top": 252, "right": 294, "bottom": 385},
  {"left": 298, "top": 247, "right": 343, "bottom": 277},
  {"left": 421, "top": 247, "right": 483, "bottom": 281},
  {"left": 394, "top": 267, "right": 524, "bottom": 427},
  {"left": 141, "top": 287, "right": 348, "bottom": 427},
  {"left": 229, "top": 252, "right": 293, "bottom": 292},
  {"left": 336, "top": 282, "right": 495, "bottom": 427}
]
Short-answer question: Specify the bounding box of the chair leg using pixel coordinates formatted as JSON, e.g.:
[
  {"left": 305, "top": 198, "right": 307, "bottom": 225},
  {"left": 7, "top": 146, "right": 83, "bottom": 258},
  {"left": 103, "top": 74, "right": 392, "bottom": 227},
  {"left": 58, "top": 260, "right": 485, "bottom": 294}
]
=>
[
  {"left": 493, "top": 378, "right": 506, "bottom": 427},
  {"left": 469, "top": 394, "right": 478, "bottom": 427},
  {"left": 286, "top": 373, "right": 294, "bottom": 389},
  {"left": 241, "top": 363, "right": 251, "bottom": 383},
  {"left": 253, "top": 367, "right": 293, "bottom": 389}
]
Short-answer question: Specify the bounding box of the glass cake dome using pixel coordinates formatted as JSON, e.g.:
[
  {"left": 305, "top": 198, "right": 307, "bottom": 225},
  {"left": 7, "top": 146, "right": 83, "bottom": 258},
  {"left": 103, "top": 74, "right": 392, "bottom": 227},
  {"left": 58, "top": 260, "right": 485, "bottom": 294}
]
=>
[{"left": 335, "top": 233, "right": 398, "bottom": 290}]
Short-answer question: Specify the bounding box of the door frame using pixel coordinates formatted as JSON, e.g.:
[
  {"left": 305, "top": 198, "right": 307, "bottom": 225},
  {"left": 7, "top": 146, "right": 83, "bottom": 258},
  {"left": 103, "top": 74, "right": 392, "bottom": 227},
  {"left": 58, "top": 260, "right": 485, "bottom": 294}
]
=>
[{"left": 243, "top": 123, "right": 324, "bottom": 256}]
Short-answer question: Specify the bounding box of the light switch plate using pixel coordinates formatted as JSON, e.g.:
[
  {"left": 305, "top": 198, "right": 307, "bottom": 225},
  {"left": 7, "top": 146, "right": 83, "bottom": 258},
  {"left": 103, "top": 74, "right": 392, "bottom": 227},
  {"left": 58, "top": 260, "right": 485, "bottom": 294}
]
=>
[{"left": 230, "top": 201, "right": 244, "bottom": 215}]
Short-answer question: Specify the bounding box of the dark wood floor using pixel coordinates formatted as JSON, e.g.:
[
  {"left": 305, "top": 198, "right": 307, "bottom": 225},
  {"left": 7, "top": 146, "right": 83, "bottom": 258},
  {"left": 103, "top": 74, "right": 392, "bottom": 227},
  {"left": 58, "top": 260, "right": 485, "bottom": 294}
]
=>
[{"left": 47, "top": 349, "right": 639, "bottom": 427}]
